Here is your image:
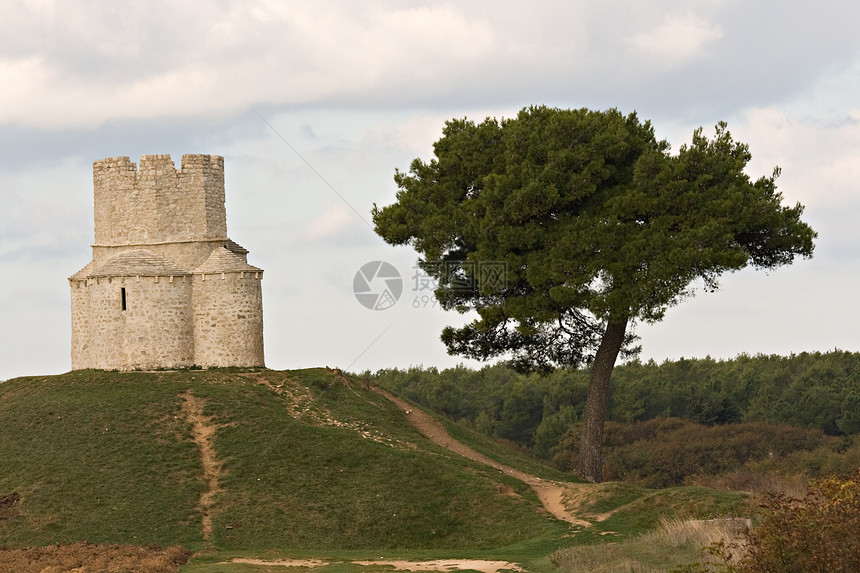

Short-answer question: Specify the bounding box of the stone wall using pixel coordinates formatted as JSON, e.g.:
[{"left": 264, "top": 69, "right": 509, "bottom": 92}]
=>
[
  {"left": 71, "top": 153, "right": 264, "bottom": 371},
  {"left": 71, "top": 275, "right": 194, "bottom": 370},
  {"left": 192, "top": 272, "right": 264, "bottom": 368},
  {"left": 70, "top": 271, "right": 93, "bottom": 368},
  {"left": 93, "top": 154, "right": 227, "bottom": 248}
]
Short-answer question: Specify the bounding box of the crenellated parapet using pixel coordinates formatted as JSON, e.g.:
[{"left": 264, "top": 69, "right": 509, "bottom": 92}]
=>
[{"left": 93, "top": 154, "right": 227, "bottom": 247}]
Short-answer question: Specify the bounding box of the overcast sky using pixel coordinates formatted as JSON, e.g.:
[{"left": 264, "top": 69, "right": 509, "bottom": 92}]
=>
[{"left": 2, "top": 1, "right": 859, "bottom": 380}]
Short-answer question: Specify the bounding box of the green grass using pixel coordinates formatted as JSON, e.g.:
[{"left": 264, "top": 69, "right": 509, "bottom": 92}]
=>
[
  {"left": 0, "top": 369, "right": 565, "bottom": 555},
  {"left": 0, "top": 368, "right": 754, "bottom": 572},
  {"left": 594, "top": 486, "right": 749, "bottom": 537},
  {"left": 0, "top": 371, "right": 204, "bottom": 548},
  {"left": 433, "top": 410, "right": 585, "bottom": 485}
]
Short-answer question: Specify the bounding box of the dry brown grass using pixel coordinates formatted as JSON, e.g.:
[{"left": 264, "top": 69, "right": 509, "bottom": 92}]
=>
[
  {"left": 551, "top": 516, "right": 750, "bottom": 572},
  {"left": 0, "top": 542, "right": 191, "bottom": 573},
  {"left": 650, "top": 516, "right": 750, "bottom": 555},
  {"left": 688, "top": 469, "right": 809, "bottom": 498}
]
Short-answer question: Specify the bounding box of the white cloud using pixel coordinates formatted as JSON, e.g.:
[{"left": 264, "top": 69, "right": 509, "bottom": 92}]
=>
[
  {"left": 627, "top": 11, "right": 723, "bottom": 68},
  {"left": 303, "top": 203, "right": 357, "bottom": 241},
  {"left": 0, "top": 56, "right": 50, "bottom": 113},
  {"left": 0, "top": 1, "right": 500, "bottom": 128},
  {"left": 733, "top": 107, "right": 860, "bottom": 208},
  {"left": 3, "top": 1, "right": 860, "bottom": 130}
]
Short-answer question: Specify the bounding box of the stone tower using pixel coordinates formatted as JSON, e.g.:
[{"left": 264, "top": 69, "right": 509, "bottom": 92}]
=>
[{"left": 69, "top": 154, "right": 264, "bottom": 370}]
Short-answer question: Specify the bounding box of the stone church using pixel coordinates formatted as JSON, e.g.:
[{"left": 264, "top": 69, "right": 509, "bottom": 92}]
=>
[{"left": 69, "top": 154, "right": 264, "bottom": 370}]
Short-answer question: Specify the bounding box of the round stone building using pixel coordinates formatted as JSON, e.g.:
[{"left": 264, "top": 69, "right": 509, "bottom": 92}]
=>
[{"left": 69, "top": 154, "right": 264, "bottom": 370}]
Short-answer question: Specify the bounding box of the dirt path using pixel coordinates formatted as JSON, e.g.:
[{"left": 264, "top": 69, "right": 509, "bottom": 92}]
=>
[
  {"left": 230, "top": 558, "right": 524, "bottom": 572},
  {"left": 370, "top": 386, "right": 590, "bottom": 528},
  {"left": 180, "top": 392, "right": 224, "bottom": 544}
]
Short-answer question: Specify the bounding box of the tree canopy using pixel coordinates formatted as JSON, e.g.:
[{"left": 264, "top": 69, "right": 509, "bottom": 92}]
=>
[{"left": 372, "top": 106, "right": 816, "bottom": 481}]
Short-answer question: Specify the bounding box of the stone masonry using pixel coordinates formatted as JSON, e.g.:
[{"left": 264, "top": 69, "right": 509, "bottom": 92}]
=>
[{"left": 69, "top": 154, "right": 264, "bottom": 370}]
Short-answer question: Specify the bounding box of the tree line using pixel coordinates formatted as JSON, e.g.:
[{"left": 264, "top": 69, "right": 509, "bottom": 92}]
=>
[{"left": 368, "top": 350, "right": 860, "bottom": 459}]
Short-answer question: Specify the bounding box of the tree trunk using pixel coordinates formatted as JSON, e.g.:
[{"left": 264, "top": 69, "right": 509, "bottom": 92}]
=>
[{"left": 578, "top": 317, "right": 629, "bottom": 483}]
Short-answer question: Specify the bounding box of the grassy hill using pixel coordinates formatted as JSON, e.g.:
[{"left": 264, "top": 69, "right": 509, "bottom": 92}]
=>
[
  {"left": 0, "top": 368, "right": 750, "bottom": 572},
  {"left": 0, "top": 370, "right": 570, "bottom": 549}
]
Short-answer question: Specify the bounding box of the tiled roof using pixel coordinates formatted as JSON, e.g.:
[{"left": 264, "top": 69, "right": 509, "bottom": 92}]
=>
[
  {"left": 224, "top": 238, "right": 249, "bottom": 255},
  {"left": 90, "top": 249, "right": 190, "bottom": 278},
  {"left": 69, "top": 260, "right": 95, "bottom": 281},
  {"left": 194, "top": 247, "right": 263, "bottom": 274}
]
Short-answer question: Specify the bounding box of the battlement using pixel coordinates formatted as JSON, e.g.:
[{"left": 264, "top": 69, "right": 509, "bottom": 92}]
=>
[
  {"left": 93, "top": 156, "right": 138, "bottom": 172},
  {"left": 93, "top": 154, "right": 227, "bottom": 246},
  {"left": 93, "top": 154, "right": 224, "bottom": 175}
]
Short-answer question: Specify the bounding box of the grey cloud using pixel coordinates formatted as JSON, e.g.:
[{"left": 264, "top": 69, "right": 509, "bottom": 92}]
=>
[
  {"left": 2, "top": 0, "right": 860, "bottom": 380},
  {"left": 3, "top": 1, "right": 860, "bottom": 127}
]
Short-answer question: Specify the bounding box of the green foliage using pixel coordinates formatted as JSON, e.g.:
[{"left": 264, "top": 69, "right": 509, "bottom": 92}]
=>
[
  {"left": 373, "top": 105, "right": 815, "bottom": 371},
  {"left": 729, "top": 470, "right": 860, "bottom": 572},
  {"left": 836, "top": 389, "right": 860, "bottom": 435},
  {"left": 374, "top": 105, "right": 816, "bottom": 483},
  {"left": 439, "top": 413, "right": 580, "bottom": 484},
  {"left": 373, "top": 351, "right": 860, "bottom": 454},
  {"left": 532, "top": 405, "right": 577, "bottom": 458},
  {"left": 495, "top": 380, "right": 544, "bottom": 445},
  {"left": 372, "top": 352, "right": 860, "bottom": 489},
  {"left": 551, "top": 418, "right": 840, "bottom": 488}
]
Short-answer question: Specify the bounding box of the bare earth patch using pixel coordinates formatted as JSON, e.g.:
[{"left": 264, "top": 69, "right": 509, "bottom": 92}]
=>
[
  {"left": 0, "top": 491, "right": 21, "bottom": 521},
  {"left": 354, "top": 559, "right": 524, "bottom": 573},
  {"left": 561, "top": 482, "right": 617, "bottom": 522},
  {"left": 242, "top": 371, "right": 406, "bottom": 449},
  {"left": 229, "top": 557, "right": 524, "bottom": 572},
  {"left": 229, "top": 557, "right": 329, "bottom": 568},
  {"left": 181, "top": 391, "right": 224, "bottom": 544},
  {"left": 0, "top": 542, "right": 191, "bottom": 573}
]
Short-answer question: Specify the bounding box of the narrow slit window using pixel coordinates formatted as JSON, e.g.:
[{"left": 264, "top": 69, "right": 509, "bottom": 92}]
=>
[{"left": 121, "top": 287, "right": 127, "bottom": 311}]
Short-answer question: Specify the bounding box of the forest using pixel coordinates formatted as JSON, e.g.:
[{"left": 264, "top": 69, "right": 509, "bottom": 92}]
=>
[{"left": 369, "top": 350, "right": 860, "bottom": 489}]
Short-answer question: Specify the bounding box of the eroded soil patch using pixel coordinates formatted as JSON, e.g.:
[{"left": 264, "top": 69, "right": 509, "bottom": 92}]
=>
[
  {"left": 229, "top": 557, "right": 524, "bottom": 572},
  {"left": 0, "top": 491, "right": 21, "bottom": 521},
  {"left": 181, "top": 391, "right": 224, "bottom": 544},
  {"left": 242, "top": 370, "right": 407, "bottom": 449},
  {"left": 0, "top": 542, "right": 191, "bottom": 573}
]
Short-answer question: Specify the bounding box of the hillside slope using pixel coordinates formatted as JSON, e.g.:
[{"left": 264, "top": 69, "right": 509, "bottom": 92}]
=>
[{"left": 0, "top": 368, "right": 568, "bottom": 553}]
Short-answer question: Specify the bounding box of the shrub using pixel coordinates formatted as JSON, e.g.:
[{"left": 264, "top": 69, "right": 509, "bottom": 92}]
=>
[
  {"left": 730, "top": 470, "right": 860, "bottom": 572},
  {"left": 551, "top": 418, "right": 837, "bottom": 488}
]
